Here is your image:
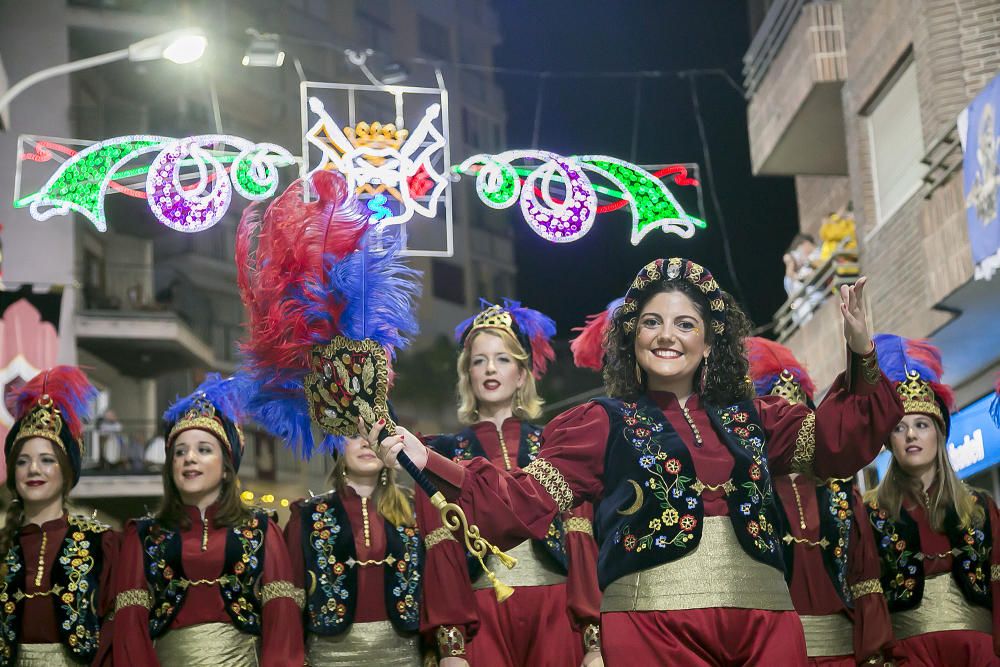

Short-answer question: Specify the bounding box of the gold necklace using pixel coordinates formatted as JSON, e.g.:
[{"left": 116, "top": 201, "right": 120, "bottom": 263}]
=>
[
  {"left": 680, "top": 406, "right": 703, "bottom": 446},
  {"left": 361, "top": 496, "right": 371, "bottom": 548}
]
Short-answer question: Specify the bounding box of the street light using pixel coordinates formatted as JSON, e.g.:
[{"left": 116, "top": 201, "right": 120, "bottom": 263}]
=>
[{"left": 0, "top": 28, "right": 206, "bottom": 123}]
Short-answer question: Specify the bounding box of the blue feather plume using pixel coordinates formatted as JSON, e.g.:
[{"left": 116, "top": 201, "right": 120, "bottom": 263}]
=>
[
  {"left": 872, "top": 333, "right": 940, "bottom": 383},
  {"left": 164, "top": 373, "right": 247, "bottom": 425}
]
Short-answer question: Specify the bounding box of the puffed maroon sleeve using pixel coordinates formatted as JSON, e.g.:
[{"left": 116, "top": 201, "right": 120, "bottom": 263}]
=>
[
  {"left": 563, "top": 502, "right": 601, "bottom": 631},
  {"left": 761, "top": 347, "right": 903, "bottom": 479},
  {"left": 260, "top": 517, "right": 305, "bottom": 667},
  {"left": 111, "top": 521, "right": 160, "bottom": 666},
  {"left": 414, "top": 483, "right": 480, "bottom": 647},
  {"left": 989, "top": 496, "right": 1000, "bottom": 657},
  {"left": 423, "top": 402, "right": 609, "bottom": 551},
  {"left": 847, "top": 487, "right": 896, "bottom": 662},
  {"left": 283, "top": 501, "right": 306, "bottom": 591}
]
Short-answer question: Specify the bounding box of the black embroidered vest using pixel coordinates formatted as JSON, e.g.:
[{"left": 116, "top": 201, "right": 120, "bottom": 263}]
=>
[
  {"left": 298, "top": 492, "right": 422, "bottom": 636},
  {"left": 592, "top": 396, "right": 784, "bottom": 590},
  {"left": 136, "top": 510, "right": 269, "bottom": 637},
  {"left": 775, "top": 477, "right": 855, "bottom": 607},
  {"left": 0, "top": 515, "right": 109, "bottom": 666},
  {"left": 866, "top": 492, "right": 992, "bottom": 612},
  {"left": 428, "top": 421, "right": 568, "bottom": 579}
]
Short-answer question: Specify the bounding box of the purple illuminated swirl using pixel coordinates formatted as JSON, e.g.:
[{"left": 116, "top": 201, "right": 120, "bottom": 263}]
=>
[
  {"left": 146, "top": 136, "right": 232, "bottom": 233},
  {"left": 518, "top": 151, "right": 597, "bottom": 243}
]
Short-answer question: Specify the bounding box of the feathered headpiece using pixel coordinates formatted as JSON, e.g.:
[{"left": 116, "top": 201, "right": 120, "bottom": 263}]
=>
[
  {"left": 873, "top": 333, "right": 954, "bottom": 431},
  {"left": 5, "top": 366, "right": 97, "bottom": 485},
  {"left": 237, "top": 171, "right": 421, "bottom": 458},
  {"left": 746, "top": 337, "right": 816, "bottom": 407},
  {"left": 991, "top": 375, "right": 1000, "bottom": 429},
  {"left": 570, "top": 297, "right": 625, "bottom": 371},
  {"left": 164, "top": 373, "right": 248, "bottom": 472},
  {"left": 616, "top": 257, "right": 727, "bottom": 337},
  {"left": 455, "top": 298, "right": 556, "bottom": 379}
]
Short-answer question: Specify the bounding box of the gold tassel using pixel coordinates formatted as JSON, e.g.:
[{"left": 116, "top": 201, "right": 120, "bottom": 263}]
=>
[{"left": 428, "top": 492, "right": 518, "bottom": 602}]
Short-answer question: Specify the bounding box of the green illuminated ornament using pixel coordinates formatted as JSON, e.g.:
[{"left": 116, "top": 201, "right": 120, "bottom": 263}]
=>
[
  {"left": 29, "top": 136, "right": 168, "bottom": 232},
  {"left": 578, "top": 156, "right": 698, "bottom": 244}
]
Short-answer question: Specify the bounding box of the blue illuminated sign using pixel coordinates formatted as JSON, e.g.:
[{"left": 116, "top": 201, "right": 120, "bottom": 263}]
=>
[{"left": 874, "top": 393, "right": 1000, "bottom": 480}]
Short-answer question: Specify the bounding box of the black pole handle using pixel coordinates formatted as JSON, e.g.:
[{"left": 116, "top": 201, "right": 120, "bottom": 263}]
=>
[{"left": 396, "top": 450, "right": 439, "bottom": 499}]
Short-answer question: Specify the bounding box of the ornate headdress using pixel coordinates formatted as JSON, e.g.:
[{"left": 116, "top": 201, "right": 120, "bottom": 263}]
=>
[
  {"left": 164, "top": 373, "right": 247, "bottom": 471},
  {"left": 4, "top": 366, "right": 97, "bottom": 485},
  {"left": 237, "top": 170, "right": 421, "bottom": 458},
  {"left": 746, "top": 337, "right": 816, "bottom": 407},
  {"left": 570, "top": 297, "right": 625, "bottom": 371},
  {"left": 455, "top": 298, "right": 556, "bottom": 380},
  {"left": 873, "top": 334, "right": 953, "bottom": 432},
  {"left": 615, "top": 257, "right": 726, "bottom": 336}
]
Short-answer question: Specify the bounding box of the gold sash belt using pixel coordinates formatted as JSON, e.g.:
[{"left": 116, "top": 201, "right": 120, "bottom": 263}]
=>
[
  {"left": 602, "top": 516, "right": 794, "bottom": 612},
  {"left": 154, "top": 622, "right": 260, "bottom": 666},
  {"left": 471, "top": 539, "right": 567, "bottom": 590},
  {"left": 799, "top": 613, "right": 854, "bottom": 657},
  {"left": 307, "top": 620, "right": 419, "bottom": 667},
  {"left": 891, "top": 574, "right": 992, "bottom": 640},
  {"left": 14, "top": 644, "right": 78, "bottom": 667}
]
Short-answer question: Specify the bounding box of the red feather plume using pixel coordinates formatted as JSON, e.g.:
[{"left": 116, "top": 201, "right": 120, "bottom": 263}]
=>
[
  {"left": 904, "top": 338, "right": 954, "bottom": 412},
  {"left": 12, "top": 366, "right": 95, "bottom": 440},
  {"left": 237, "top": 171, "right": 368, "bottom": 381},
  {"left": 570, "top": 309, "right": 611, "bottom": 371},
  {"left": 529, "top": 334, "right": 555, "bottom": 379},
  {"left": 746, "top": 337, "right": 816, "bottom": 401}
]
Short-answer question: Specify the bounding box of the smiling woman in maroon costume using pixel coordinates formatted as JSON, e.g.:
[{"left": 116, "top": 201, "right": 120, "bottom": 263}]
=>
[
  {"left": 380, "top": 258, "right": 903, "bottom": 666},
  {"left": 416, "top": 299, "right": 602, "bottom": 667},
  {"left": 111, "top": 374, "right": 304, "bottom": 666}
]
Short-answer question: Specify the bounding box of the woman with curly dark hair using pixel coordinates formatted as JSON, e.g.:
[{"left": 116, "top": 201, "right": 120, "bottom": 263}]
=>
[{"left": 379, "top": 257, "right": 904, "bottom": 665}]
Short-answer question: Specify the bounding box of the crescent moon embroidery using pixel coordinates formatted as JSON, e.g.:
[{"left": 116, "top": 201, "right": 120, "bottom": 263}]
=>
[
  {"left": 307, "top": 570, "right": 317, "bottom": 596},
  {"left": 617, "top": 479, "right": 644, "bottom": 516}
]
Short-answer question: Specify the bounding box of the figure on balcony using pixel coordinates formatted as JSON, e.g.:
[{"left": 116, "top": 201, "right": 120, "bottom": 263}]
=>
[
  {"left": 416, "top": 299, "right": 603, "bottom": 667},
  {"left": 377, "top": 258, "right": 904, "bottom": 665},
  {"left": 0, "top": 366, "right": 119, "bottom": 667},
  {"left": 746, "top": 337, "right": 897, "bottom": 666},
  {"left": 110, "top": 374, "right": 305, "bottom": 667},
  {"left": 865, "top": 335, "right": 1000, "bottom": 666},
  {"left": 783, "top": 233, "right": 824, "bottom": 326}
]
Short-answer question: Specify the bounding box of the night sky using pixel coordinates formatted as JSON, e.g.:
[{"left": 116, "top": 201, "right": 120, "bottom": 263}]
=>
[{"left": 491, "top": 1, "right": 798, "bottom": 336}]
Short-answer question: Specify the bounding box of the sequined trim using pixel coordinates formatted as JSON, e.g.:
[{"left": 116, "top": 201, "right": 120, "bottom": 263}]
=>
[
  {"left": 993, "top": 564, "right": 1000, "bottom": 582},
  {"left": 115, "top": 588, "right": 152, "bottom": 612},
  {"left": 261, "top": 580, "right": 304, "bottom": 609},
  {"left": 524, "top": 458, "right": 573, "bottom": 512},
  {"left": 168, "top": 416, "right": 232, "bottom": 455},
  {"left": 850, "top": 578, "right": 883, "bottom": 599},
  {"left": 564, "top": 517, "right": 593, "bottom": 535},
  {"left": 860, "top": 349, "right": 881, "bottom": 386},
  {"left": 424, "top": 526, "right": 456, "bottom": 550},
  {"left": 790, "top": 413, "right": 816, "bottom": 475}
]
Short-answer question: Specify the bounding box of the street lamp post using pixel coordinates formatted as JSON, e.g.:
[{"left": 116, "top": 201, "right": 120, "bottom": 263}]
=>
[{"left": 0, "top": 28, "right": 206, "bottom": 123}]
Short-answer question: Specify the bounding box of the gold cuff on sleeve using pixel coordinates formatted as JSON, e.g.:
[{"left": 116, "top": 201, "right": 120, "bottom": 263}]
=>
[
  {"left": 114, "top": 588, "right": 152, "bottom": 612},
  {"left": 261, "top": 580, "right": 305, "bottom": 609},
  {"left": 424, "top": 526, "right": 457, "bottom": 550},
  {"left": 564, "top": 517, "right": 593, "bottom": 536},
  {"left": 790, "top": 413, "right": 816, "bottom": 475},
  {"left": 524, "top": 458, "right": 574, "bottom": 513},
  {"left": 860, "top": 348, "right": 881, "bottom": 386},
  {"left": 436, "top": 625, "right": 465, "bottom": 657},
  {"left": 850, "top": 578, "right": 883, "bottom": 599},
  {"left": 991, "top": 564, "right": 1000, "bottom": 582},
  {"left": 583, "top": 623, "right": 601, "bottom": 653}
]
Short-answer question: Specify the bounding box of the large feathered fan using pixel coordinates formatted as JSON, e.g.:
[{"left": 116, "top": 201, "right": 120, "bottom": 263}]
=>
[{"left": 237, "top": 171, "right": 421, "bottom": 458}]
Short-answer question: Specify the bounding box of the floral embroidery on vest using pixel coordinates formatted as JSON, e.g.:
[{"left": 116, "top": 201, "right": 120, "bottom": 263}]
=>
[
  {"left": 449, "top": 434, "right": 472, "bottom": 462},
  {"left": 391, "top": 525, "right": 421, "bottom": 626},
  {"left": 58, "top": 516, "right": 105, "bottom": 658},
  {"left": 952, "top": 493, "right": 990, "bottom": 600},
  {"left": 866, "top": 501, "right": 919, "bottom": 606},
  {"left": 140, "top": 522, "right": 186, "bottom": 636},
  {"left": 308, "top": 500, "right": 350, "bottom": 629},
  {"left": 0, "top": 548, "right": 23, "bottom": 666},
  {"left": 221, "top": 515, "right": 266, "bottom": 628},
  {"left": 617, "top": 400, "right": 698, "bottom": 553},
  {"left": 824, "top": 480, "right": 853, "bottom": 603},
  {"left": 718, "top": 405, "right": 779, "bottom": 555}
]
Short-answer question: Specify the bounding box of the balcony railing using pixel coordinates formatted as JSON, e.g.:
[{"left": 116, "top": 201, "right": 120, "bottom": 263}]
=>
[
  {"left": 773, "top": 248, "right": 859, "bottom": 342},
  {"left": 743, "top": 0, "right": 809, "bottom": 97},
  {"left": 81, "top": 418, "right": 163, "bottom": 476},
  {"left": 921, "top": 123, "right": 962, "bottom": 200}
]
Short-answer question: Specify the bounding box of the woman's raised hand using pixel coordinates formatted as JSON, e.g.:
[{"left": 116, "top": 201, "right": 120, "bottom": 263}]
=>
[{"left": 839, "top": 276, "right": 874, "bottom": 355}]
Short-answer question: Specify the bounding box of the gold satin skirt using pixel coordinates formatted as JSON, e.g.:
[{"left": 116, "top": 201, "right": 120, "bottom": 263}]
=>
[
  {"left": 471, "top": 539, "right": 568, "bottom": 590},
  {"left": 154, "top": 622, "right": 260, "bottom": 667},
  {"left": 799, "top": 613, "right": 854, "bottom": 657},
  {"left": 307, "top": 621, "right": 419, "bottom": 667},
  {"left": 891, "top": 573, "right": 993, "bottom": 640},
  {"left": 602, "top": 516, "right": 795, "bottom": 612},
  {"left": 14, "top": 644, "right": 78, "bottom": 667}
]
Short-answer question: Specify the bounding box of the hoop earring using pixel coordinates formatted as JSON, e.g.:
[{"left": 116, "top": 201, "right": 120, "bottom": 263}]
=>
[
  {"left": 699, "top": 357, "right": 709, "bottom": 394},
  {"left": 380, "top": 469, "right": 388, "bottom": 486},
  {"left": 634, "top": 361, "right": 643, "bottom": 385},
  {"left": 10, "top": 496, "right": 20, "bottom": 505},
  {"left": 341, "top": 467, "right": 348, "bottom": 479}
]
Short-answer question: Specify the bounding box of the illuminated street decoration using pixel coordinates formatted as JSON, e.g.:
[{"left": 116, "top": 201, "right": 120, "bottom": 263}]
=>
[
  {"left": 16, "top": 135, "right": 294, "bottom": 232},
  {"left": 459, "top": 151, "right": 705, "bottom": 245},
  {"left": 305, "top": 97, "right": 449, "bottom": 230}
]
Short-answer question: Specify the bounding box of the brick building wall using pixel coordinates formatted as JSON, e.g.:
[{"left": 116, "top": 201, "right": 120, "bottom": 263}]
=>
[{"left": 794, "top": 175, "right": 851, "bottom": 238}]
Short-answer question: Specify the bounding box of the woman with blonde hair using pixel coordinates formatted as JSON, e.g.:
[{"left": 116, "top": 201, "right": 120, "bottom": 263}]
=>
[
  {"left": 0, "top": 366, "right": 117, "bottom": 666},
  {"left": 415, "top": 299, "right": 603, "bottom": 667},
  {"left": 865, "top": 335, "right": 999, "bottom": 665},
  {"left": 283, "top": 430, "right": 422, "bottom": 666},
  {"left": 111, "top": 374, "right": 304, "bottom": 666}
]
